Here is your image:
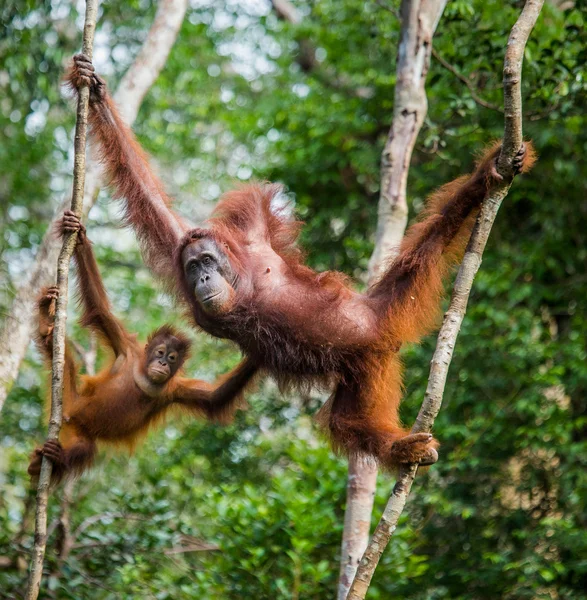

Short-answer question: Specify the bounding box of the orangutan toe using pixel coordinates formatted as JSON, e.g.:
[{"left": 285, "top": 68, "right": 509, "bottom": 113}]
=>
[
  {"left": 389, "top": 433, "right": 438, "bottom": 465},
  {"left": 418, "top": 447, "right": 439, "bottom": 466}
]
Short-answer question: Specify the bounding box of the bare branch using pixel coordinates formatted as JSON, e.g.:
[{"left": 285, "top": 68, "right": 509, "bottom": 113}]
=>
[
  {"left": 73, "top": 511, "right": 148, "bottom": 540},
  {"left": 0, "top": 0, "right": 188, "bottom": 411},
  {"left": 347, "top": 1, "right": 544, "bottom": 598},
  {"left": 70, "top": 334, "right": 97, "bottom": 375},
  {"left": 25, "top": 3, "right": 99, "bottom": 595},
  {"left": 431, "top": 47, "right": 503, "bottom": 112},
  {"left": 269, "top": 0, "right": 373, "bottom": 97}
]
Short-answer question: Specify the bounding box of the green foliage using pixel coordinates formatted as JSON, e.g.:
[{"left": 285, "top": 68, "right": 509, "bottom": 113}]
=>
[{"left": 1, "top": 0, "right": 586, "bottom": 598}]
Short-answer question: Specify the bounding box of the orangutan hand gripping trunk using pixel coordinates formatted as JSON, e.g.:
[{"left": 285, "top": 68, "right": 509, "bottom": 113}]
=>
[
  {"left": 29, "top": 212, "right": 258, "bottom": 485},
  {"left": 67, "top": 54, "right": 536, "bottom": 470}
]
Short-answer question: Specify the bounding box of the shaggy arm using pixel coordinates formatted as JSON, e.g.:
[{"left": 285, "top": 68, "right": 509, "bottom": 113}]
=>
[
  {"left": 368, "top": 142, "right": 535, "bottom": 344},
  {"left": 66, "top": 54, "right": 186, "bottom": 281}
]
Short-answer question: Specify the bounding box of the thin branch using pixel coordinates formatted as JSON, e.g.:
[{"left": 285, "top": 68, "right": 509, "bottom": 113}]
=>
[
  {"left": 431, "top": 47, "right": 504, "bottom": 112},
  {"left": 55, "top": 478, "right": 76, "bottom": 563},
  {"left": 164, "top": 537, "right": 220, "bottom": 554},
  {"left": 70, "top": 334, "right": 97, "bottom": 375},
  {"left": 269, "top": 0, "right": 374, "bottom": 98},
  {"left": 347, "top": 1, "right": 544, "bottom": 598},
  {"left": 25, "top": 1, "right": 99, "bottom": 597},
  {"left": 431, "top": 43, "right": 558, "bottom": 121},
  {"left": 73, "top": 512, "right": 148, "bottom": 540}
]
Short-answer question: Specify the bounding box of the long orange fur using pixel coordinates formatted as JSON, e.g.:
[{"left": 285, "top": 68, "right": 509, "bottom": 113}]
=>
[{"left": 66, "top": 55, "right": 536, "bottom": 470}]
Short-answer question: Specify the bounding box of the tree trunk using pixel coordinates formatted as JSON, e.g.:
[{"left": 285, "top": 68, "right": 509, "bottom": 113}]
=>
[
  {"left": 338, "top": 2, "right": 447, "bottom": 597},
  {"left": 0, "top": 0, "right": 188, "bottom": 413},
  {"left": 367, "top": 0, "right": 448, "bottom": 279},
  {"left": 25, "top": 2, "right": 99, "bottom": 594},
  {"left": 347, "top": 2, "right": 544, "bottom": 598}
]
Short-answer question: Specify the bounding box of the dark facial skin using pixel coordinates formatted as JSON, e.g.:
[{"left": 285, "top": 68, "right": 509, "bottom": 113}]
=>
[
  {"left": 145, "top": 335, "right": 186, "bottom": 384},
  {"left": 182, "top": 238, "right": 236, "bottom": 315}
]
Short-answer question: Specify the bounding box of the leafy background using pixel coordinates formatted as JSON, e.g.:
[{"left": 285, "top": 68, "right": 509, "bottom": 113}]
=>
[{"left": 1, "top": 0, "right": 586, "bottom": 598}]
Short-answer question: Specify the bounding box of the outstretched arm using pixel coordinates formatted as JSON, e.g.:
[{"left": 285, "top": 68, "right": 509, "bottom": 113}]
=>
[
  {"left": 61, "top": 211, "right": 129, "bottom": 357},
  {"left": 173, "top": 358, "right": 259, "bottom": 423},
  {"left": 369, "top": 142, "right": 536, "bottom": 344},
  {"left": 65, "top": 54, "right": 187, "bottom": 281}
]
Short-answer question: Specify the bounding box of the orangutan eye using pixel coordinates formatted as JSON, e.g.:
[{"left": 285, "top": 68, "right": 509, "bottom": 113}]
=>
[
  {"left": 168, "top": 353, "right": 177, "bottom": 363},
  {"left": 203, "top": 256, "right": 212, "bottom": 266},
  {"left": 156, "top": 349, "right": 164, "bottom": 357}
]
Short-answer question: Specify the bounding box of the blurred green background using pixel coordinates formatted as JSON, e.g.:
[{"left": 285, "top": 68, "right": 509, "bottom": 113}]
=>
[{"left": 1, "top": 0, "right": 586, "bottom": 598}]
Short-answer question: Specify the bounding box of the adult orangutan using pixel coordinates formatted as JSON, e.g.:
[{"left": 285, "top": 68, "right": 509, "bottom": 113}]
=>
[
  {"left": 67, "top": 54, "right": 536, "bottom": 469},
  {"left": 29, "top": 212, "right": 257, "bottom": 484}
]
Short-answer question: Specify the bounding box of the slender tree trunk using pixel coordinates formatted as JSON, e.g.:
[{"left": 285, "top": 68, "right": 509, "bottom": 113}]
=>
[
  {"left": 25, "top": 3, "right": 99, "bottom": 596},
  {"left": 49, "top": 342, "right": 94, "bottom": 586},
  {"left": 367, "top": 0, "right": 448, "bottom": 279},
  {"left": 338, "top": 2, "right": 447, "bottom": 597},
  {"left": 0, "top": 0, "right": 188, "bottom": 412},
  {"left": 347, "top": 2, "right": 544, "bottom": 598},
  {"left": 338, "top": 456, "right": 378, "bottom": 599}
]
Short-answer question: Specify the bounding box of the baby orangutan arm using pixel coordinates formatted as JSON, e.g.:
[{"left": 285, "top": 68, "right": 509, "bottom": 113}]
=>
[
  {"left": 61, "top": 211, "right": 130, "bottom": 357},
  {"left": 173, "top": 358, "right": 259, "bottom": 422}
]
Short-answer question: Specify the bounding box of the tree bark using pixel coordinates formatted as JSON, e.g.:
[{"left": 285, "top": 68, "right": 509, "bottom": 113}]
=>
[
  {"left": 50, "top": 342, "right": 94, "bottom": 584},
  {"left": 25, "top": 2, "right": 99, "bottom": 595},
  {"left": 368, "top": 0, "right": 447, "bottom": 279},
  {"left": 346, "top": 2, "right": 544, "bottom": 598},
  {"left": 339, "top": 2, "right": 447, "bottom": 597},
  {"left": 338, "top": 456, "right": 378, "bottom": 600},
  {"left": 0, "top": 0, "right": 188, "bottom": 412}
]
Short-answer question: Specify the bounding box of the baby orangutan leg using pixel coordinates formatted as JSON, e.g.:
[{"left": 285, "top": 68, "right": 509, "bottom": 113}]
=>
[
  {"left": 60, "top": 210, "right": 86, "bottom": 236},
  {"left": 389, "top": 433, "right": 439, "bottom": 466},
  {"left": 38, "top": 286, "right": 59, "bottom": 338}
]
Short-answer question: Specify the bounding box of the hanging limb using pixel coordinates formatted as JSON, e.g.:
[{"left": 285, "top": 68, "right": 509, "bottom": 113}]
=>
[
  {"left": 346, "top": 1, "right": 544, "bottom": 598},
  {"left": 24, "top": 2, "right": 99, "bottom": 598}
]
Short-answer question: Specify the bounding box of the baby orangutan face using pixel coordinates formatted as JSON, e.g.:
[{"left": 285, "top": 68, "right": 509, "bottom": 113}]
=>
[{"left": 144, "top": 329, "right": 189, "bottom": 385}]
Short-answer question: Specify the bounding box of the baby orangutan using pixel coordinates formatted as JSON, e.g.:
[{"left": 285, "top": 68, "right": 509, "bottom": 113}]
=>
[{"left": 29, "top": 212, "right": 257, "bottom": 484}]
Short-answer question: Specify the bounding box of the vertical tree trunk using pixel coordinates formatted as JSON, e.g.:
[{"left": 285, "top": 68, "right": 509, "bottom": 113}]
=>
[
  {"left": 338, "top": 456, "right": 378, "bottom": 599},
  {"left": 25, "top": 3, "right": 99, "bottom": 595},
  {"left": 367, "top": 0, "right": 448, "bottom": 279},
  {"left": 346, "top": 2, "right": 544, "bottom": 598},
  {"left": 0, "top": 0, "right": 188, "bottom": 412},
  {"left": 338, "top": 2, "right": 447, "bottom": 597}
]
